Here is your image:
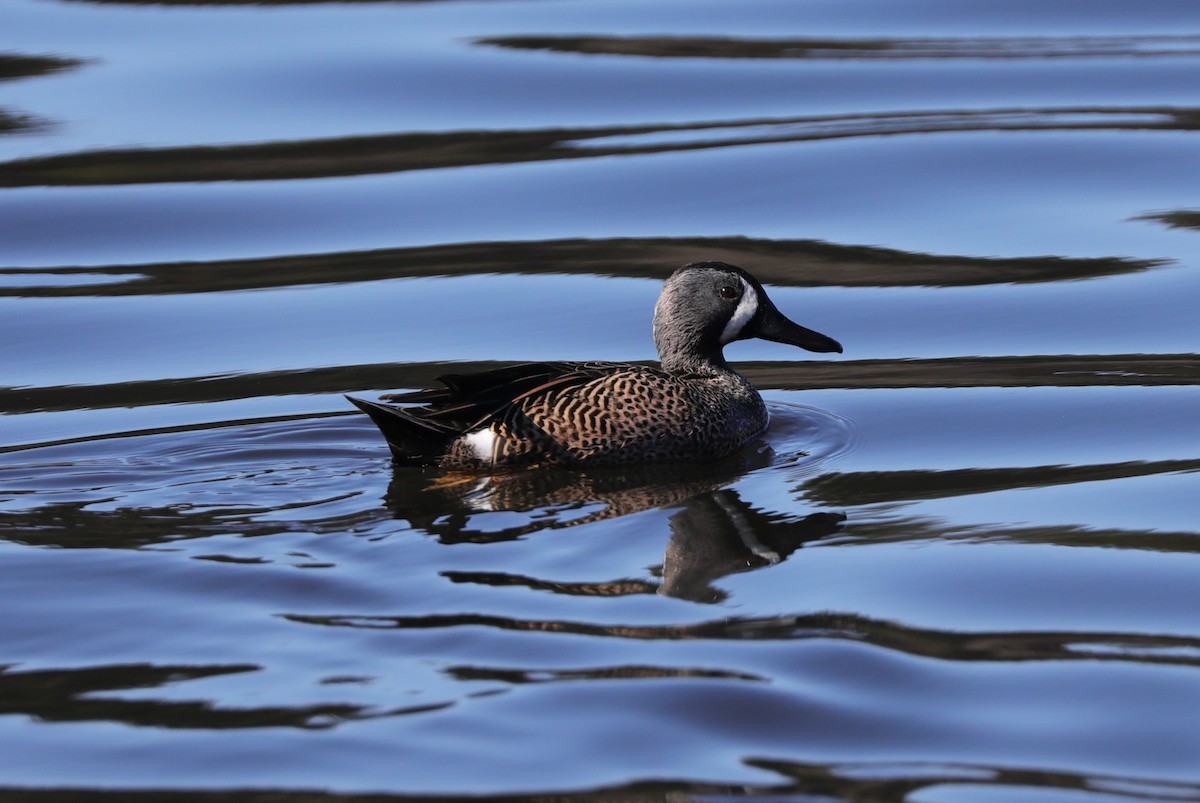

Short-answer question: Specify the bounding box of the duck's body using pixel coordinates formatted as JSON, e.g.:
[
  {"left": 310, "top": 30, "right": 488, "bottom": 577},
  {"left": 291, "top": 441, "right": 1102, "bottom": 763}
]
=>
[
  {"left": 350, "top": 359, "right": 769, "bottom": 468},
  {"left": 348, "top": 262, "right": 841, "bottom": 470}
]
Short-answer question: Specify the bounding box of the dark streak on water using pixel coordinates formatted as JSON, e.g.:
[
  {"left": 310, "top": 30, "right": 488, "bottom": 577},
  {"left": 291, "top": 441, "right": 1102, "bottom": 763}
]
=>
[
  {"left": 1, "top": 0, "right": 1199, "bottom": 800},
  {"left": 480, "top": 32, "right": 1200, "bottom": 60},
  {"left": 3, "top": 107, "right": 1199, "bottom": 187}
]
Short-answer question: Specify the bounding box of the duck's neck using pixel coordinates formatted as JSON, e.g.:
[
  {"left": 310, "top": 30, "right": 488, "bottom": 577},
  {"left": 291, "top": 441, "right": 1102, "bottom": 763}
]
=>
[
  {"left": 655, "top": 334, "right": 732, "bottom": 377},
  {"left": 653, "top": 296, "right": 737, "bottom": 377},
  {"left": 662, "top": 353, "right": 730, "bottom": 376}
]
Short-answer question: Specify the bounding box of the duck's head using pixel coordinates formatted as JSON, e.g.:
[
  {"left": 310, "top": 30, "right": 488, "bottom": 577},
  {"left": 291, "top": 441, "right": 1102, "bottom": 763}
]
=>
[{"left": 652, "top": 261, "right": 842, "bottom": 374}]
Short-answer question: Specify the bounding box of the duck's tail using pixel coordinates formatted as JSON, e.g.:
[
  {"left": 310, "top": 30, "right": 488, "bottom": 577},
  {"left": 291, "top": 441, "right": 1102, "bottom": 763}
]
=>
[{"left": 345, "top": 396, "right": 454, "bottom": 466}]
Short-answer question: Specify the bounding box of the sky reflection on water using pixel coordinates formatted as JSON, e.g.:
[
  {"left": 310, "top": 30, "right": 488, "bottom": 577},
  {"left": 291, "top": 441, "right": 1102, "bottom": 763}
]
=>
[{"left": 1, "top": 0, "right": 1199, "bottom": 799}]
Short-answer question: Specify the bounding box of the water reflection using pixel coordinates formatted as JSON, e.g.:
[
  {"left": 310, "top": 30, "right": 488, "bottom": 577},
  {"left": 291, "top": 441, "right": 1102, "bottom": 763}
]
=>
[
  {"left": 62, "top": 0, "right": 471, "bottom": 4},
  {"left": 0, "top": 53, "right": 83, "bottom": 135},
  {"left": 0, "top": 235, "right": 1162, "bottom": 299},
  {"left": 804, "top": 457, "right": 1200, "bottom": 507},
  {"left": 0, "top": 416, "right": 385, "bottom": 544},
  {"left": 4, "top": 0, "right": 1199, "bottom": 793},
  {"left": 844, "top": 514, "right": 1200, "bottom": 556},
  {"left": 447, "top": 663, "right": 766, "bottom": 684},
  {"left": 1, "top": 765, "right": 1198, "bottom": 802},
  {"left": 382, "top": 428, "right": 844, "bottom": 599},
  {"left": 0, "top": 662, "right": 376, "bottom": 730},
  {"left": 1137, "top": 209, "right": 1200, "bottom": 231},
  {"left": 4, "top": 107, "right": 1194, "bottom": 186},
  {"left": 443, "top": 569, "right": 659, "bottom": 599},
  {"left": 659, "top": 490, "right": 843, "bottom": 602},
  {"left": 0, "top": 499, "right": 294, "bottom": 549},
  {"left": 0, "top": 110, "right": 26, "bottom": 135},
  {"left": 438, "top": 494, "right": 843, "bottom": 603},
  {"left": 384, "top": 446, "right": 777, "bottom": 543},
  {"left": 482, "top": 33, "right": 1200, "bottom": 61},
  {"left": 286, "top": 608, "right": 1200, "bottom": 666},
  {"left": 801, "top": 458, "right": 1200, "bottom": 553},
  {"left": 5, "top": 352, "right": 1193, "bottom": 429},
  {"left": 745, "top": 759, "right": 1200, "bottom": 803},
  {"left": 0, "top": 54, "right": 82, "bottom": 83}
]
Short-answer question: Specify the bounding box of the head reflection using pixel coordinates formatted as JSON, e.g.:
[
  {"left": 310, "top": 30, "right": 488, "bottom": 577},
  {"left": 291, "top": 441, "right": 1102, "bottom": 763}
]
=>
[{"left": 659, "top": 489, "right": 843, "bottom": 603}]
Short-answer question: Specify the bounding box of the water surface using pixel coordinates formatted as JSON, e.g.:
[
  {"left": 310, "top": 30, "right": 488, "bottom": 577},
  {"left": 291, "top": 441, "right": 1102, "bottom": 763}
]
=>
[{"left": 1, "top": 0, "right": 1199, "bottom": 800}]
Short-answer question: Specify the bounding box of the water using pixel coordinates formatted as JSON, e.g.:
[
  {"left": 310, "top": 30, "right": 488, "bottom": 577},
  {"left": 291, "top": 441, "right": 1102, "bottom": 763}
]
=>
[{"left": 2, "top": 0, "right": 1199, "bottom": 800}]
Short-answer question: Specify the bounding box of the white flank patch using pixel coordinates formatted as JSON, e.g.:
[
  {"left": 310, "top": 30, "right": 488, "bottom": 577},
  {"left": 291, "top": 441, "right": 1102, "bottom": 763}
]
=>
[
  {"left": 719, "top": 276, "right": 759, "bottom": 344},
  {"left": 463, "top": 427, "right": 497, "bottom": 464}
]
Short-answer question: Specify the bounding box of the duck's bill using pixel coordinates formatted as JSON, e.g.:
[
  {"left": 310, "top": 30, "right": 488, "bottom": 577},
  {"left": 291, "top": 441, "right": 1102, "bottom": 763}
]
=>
[{"left": 755, "top": 306, "right": 843, "bottom": 353}]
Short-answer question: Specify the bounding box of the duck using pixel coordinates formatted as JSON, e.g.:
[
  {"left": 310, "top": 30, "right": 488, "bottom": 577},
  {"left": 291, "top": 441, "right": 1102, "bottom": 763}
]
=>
[{"left": 347, "top": 261, "right": 841, "bottom": 469}]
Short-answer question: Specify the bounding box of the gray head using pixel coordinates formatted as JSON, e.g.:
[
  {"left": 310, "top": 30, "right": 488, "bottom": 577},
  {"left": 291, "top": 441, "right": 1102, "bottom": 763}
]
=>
[{"left": 652, "top": 261, "right": 842, "bottom": 374}]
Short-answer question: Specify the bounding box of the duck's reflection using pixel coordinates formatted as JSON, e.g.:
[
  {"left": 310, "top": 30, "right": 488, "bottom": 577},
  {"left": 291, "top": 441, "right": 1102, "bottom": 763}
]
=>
[
  {"left": 385, "top": 444, "right": 777, "bottom": 543},
  {"left": 385, "top": 450, "right": 843, "bottom": 603},
  {"left": 660, "top": 490, "right": 843, "bottom": 603}
]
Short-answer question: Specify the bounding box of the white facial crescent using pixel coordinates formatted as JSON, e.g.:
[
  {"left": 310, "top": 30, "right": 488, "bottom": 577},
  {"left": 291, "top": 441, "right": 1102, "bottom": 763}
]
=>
[{"left": 719, "top": 276, "right": 759, "bottom": 345}]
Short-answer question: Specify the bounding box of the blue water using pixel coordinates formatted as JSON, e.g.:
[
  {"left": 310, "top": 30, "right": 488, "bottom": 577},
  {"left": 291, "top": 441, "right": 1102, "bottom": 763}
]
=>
[{"left": 2, "top": 0, "right": 1199, "bottom": 800}]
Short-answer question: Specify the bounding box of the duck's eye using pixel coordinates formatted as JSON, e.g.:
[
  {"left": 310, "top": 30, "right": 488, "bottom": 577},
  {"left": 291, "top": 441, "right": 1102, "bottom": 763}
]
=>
[{"left": 718, "top": 285, "right": 739, "bottom": 301}]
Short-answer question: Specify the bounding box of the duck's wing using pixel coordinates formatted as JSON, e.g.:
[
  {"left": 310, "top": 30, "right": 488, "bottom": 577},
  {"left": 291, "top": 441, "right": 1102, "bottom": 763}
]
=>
[
  {"left": 382, "top": 361, "right": 630, "bottom": 431},
  {"left": 348, "top": 362, "right": 637, "bottom": 464}
]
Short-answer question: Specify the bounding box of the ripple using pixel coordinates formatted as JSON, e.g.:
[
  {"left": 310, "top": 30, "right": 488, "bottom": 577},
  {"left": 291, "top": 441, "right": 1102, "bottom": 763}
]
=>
[
  {"left": 0, "top": 400, "right": 855, "bottom": 556},
  {"left": 763, "top": 400, "right": 857, "bottom": 470},
  {"left": 0, "top": 414, "right": 390, "bottom": 547},
  {"left": 4, "top": 107, "right": 1195, "bottom": 187},
  {"left": 481, "top": 33, "right": 1200, "bottom": 61}
]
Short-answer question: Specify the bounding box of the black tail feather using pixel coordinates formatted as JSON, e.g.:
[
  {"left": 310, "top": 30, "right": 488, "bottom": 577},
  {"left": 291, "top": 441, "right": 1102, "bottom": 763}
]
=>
[{"left": 345, "top": 396, "right": 454, "bottom": 465}]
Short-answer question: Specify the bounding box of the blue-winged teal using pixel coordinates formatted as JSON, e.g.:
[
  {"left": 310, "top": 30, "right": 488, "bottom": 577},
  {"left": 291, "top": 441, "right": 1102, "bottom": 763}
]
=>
[{"left": 348, "top": 261, "right": 842, "bottom": 469}]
